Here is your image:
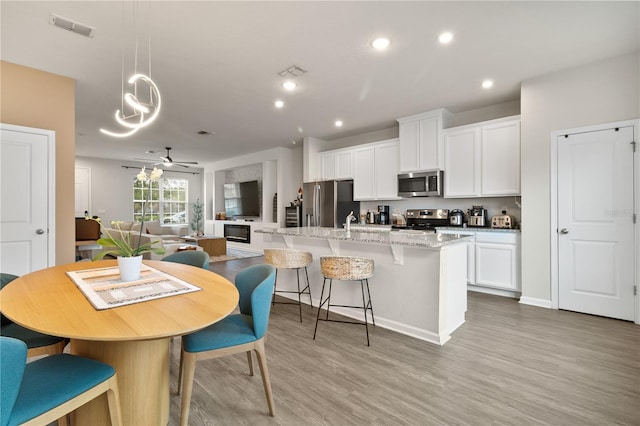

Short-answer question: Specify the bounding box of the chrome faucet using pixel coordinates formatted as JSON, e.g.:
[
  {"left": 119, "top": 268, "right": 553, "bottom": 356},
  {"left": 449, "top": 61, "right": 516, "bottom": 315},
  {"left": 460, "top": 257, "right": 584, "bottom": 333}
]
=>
[{"left": 345, "top": 211, "right": 356, "bottom": 232}]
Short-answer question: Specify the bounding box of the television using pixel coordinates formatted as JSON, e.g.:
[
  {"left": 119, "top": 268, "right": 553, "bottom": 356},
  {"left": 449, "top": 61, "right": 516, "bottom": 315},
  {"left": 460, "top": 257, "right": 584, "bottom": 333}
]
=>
[{"left": 223, "top": 180, "right": 260, "bottom": 218}]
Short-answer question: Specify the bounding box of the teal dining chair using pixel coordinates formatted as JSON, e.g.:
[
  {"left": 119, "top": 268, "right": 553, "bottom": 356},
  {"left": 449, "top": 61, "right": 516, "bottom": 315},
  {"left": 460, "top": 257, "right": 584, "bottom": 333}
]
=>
[
  {"left": 177, "top": 264, "right": 276, "bottom": 426},
  {"left": 0, "top": 336, "right": 123, "bottom": 426},
  {"left": 162, "top": 250, "right": 210, "bottom": 269},
  {"left": 0, "top": 273, "right": 68, "bottom": 357}
]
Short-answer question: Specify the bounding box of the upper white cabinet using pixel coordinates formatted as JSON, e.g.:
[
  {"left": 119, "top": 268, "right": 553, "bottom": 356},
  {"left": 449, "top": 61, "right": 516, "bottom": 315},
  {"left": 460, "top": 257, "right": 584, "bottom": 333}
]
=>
[
  {"left": 444, "top": 116, "right": 521, "bottom": 198},
  {"left": 481, "top": 121, "right": 521, "bottom": 196},
  {"left": 320, "top": 149, "right": 353, "bottom": 181},
  {"left": 353, "top": 139, "right": 400, "bottom": 200},
  {"left": 320, "top": 152, "right": 336, "bottom": 180},
  {"left": 444, "top": 126, "right": 481, "bottom": 197},
  {"left": 397, "top": 109, "right": 451, "bottom": 173}
]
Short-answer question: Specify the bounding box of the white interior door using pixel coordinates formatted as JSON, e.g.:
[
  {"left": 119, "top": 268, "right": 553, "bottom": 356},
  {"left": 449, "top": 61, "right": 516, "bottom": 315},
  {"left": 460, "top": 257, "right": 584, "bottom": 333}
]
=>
[
  {"left": 0, "top": 124, "right": 54, "bottom": 275},
  {"left": 557, "top": 126, "right": 635, "bottom": 321},
  {"left": 75, "top": 167, "right": 91, "bottom": 217}
]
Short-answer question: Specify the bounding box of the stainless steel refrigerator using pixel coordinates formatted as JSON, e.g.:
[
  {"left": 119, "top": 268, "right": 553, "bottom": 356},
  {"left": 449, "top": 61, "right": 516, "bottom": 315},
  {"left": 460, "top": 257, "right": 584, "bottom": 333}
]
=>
[{"left": 302, "top": 180, "right": 360, "bottom": 228}]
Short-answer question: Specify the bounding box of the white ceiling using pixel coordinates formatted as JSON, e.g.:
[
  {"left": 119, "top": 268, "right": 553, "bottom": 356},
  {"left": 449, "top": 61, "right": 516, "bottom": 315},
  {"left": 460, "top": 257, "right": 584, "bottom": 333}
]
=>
[{"left": 2, "top": 1, "right": 638, "bottom": 165}]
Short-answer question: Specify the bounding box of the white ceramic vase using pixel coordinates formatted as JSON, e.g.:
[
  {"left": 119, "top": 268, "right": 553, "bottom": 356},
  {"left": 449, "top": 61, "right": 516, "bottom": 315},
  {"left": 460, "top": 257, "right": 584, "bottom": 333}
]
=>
[{"left": 117, "top": 255, "right": 143, "bottom": 282}]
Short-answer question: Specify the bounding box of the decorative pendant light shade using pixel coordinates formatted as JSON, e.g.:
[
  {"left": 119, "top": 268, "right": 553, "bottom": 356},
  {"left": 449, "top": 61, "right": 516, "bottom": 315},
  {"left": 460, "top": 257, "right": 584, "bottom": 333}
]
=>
[{"left": 100, "top": 1, "right": 161, "bottom": 138}]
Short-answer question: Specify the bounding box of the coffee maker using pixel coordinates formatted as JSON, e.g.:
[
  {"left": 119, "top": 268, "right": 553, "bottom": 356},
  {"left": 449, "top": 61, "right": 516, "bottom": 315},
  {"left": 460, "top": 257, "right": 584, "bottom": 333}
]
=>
[{"left": 377, "top": 205, "right": 390, "bottom": 225}]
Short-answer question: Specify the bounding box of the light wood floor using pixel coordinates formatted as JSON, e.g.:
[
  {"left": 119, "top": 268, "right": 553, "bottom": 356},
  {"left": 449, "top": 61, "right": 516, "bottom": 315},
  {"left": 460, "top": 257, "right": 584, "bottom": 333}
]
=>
[{"left": 167, "top": 256, "right": 640, "bottom": 425}]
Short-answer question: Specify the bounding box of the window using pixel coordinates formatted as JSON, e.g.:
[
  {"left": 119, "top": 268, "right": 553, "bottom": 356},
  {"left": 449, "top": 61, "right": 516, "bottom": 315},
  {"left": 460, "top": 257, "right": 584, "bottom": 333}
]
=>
[{"left": 133, "top": 177, "right": 188, "bottom": 224}]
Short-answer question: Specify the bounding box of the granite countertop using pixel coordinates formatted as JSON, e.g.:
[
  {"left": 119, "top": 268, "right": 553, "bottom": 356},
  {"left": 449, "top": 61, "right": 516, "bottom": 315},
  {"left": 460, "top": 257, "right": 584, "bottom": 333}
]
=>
[{"left": 257, "top": 227, "right": 473, "bottom": 248}]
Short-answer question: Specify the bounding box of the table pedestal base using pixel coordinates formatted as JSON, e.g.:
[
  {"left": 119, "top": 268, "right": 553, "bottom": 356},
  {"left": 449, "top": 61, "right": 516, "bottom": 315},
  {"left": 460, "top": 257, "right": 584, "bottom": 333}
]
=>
[{"left": 71, "top": 338, "right": 170, "bottom": 426}]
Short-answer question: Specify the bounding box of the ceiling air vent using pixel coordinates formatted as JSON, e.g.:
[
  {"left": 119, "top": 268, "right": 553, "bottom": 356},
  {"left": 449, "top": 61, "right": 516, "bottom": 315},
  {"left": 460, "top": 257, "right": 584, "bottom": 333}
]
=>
[
  {"left": 278, "top": 65, "right": 307, "bottom": 79},
  {"left": 49, "top": 13, "right": 95, "bottom": 38}
]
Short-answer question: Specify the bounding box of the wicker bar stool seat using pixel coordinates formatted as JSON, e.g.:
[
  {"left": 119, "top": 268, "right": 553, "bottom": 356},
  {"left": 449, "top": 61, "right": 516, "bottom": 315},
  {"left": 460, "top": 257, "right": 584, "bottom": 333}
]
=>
[
  {"left": 313, "top": 256, "right": 375, "bottom": 346},
  {"left": 264, "top": 248, "right": 313, "bottom": 322}
]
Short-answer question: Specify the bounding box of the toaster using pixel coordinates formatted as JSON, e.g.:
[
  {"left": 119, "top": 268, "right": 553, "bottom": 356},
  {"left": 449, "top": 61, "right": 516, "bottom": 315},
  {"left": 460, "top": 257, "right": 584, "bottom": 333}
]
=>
[{"left": 491, "top": 213, "right": 513, "bottom": 229}]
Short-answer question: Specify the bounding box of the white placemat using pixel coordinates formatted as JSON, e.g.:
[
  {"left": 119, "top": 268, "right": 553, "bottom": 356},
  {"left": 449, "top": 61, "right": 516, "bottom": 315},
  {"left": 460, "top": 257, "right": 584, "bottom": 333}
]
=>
[{"left": 66, "top": 264, "right": 201, "bottom": 310}]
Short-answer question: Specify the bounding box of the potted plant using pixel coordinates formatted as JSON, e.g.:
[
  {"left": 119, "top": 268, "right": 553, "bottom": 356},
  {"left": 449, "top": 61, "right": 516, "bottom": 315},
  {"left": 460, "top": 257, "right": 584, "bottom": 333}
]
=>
[
  {"left": 190, "top": 198, "right": 204, "bottom": 237},
  {"left": 90, "top": 167, "right": 166, "bottom": 281}
]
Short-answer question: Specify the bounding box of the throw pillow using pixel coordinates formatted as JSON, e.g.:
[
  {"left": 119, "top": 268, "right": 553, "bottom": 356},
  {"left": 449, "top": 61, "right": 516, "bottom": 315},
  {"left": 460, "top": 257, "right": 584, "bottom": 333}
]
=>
[{"left": 145, "top": 220, "right": 162, "bottom": 235}]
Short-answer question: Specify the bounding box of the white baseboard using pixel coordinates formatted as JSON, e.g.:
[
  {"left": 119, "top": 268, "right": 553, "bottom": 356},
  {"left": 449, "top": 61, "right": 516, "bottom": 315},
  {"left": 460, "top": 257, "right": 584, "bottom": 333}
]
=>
[
  {"left": 519, "top": 296, "right": 552, "bottom": 309},
  {"left": 277, "top": 294, "right": 450, "bottom": 345},
  {"left": 468, "top": 285, "right": 520, "bottom": 299}
]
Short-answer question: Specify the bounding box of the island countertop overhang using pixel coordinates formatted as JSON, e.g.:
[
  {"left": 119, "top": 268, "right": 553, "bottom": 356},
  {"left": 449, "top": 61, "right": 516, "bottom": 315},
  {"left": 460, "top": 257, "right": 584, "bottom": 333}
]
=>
[{"left": 256, "top": 227, "right": 473, "bottom": 249}]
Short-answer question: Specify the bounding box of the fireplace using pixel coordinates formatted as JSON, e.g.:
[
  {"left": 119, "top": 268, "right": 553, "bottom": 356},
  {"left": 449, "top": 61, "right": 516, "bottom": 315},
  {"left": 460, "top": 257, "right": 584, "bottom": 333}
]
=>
[{"left": 224, "top": 224, "right": 251, "bottom": 244}]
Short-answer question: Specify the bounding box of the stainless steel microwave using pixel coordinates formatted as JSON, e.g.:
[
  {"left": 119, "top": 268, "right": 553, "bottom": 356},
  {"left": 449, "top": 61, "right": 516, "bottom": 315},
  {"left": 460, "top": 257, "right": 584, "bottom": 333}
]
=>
[{"left": 397, "top": 171, "right": 443, "bottom": 197}]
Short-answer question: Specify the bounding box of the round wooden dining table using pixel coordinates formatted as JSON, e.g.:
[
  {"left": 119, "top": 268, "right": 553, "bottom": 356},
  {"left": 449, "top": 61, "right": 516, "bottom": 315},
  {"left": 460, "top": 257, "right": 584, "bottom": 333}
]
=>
[{"left": 0, "top": 259, "right": 240, "bottom": 426}]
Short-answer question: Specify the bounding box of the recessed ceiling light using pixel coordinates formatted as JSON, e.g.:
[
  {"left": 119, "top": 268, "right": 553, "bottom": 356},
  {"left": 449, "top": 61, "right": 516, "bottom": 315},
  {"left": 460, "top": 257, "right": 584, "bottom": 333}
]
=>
[
  {"left": 438, "top": 32, "right": 454, "bottom": 44},
  {"left": 282, "top": 81, "right": 297, "bottom": 91},
  {"left": 291, "top": 140, "right": 297, "bottom": 145},
  {"left": 335, "top": 120, "right": 343, "bottom": 128},
  {"left": 371, "top": 37, "right": 391, "bottom": 50},
  {"left": 482, "top": 80, "right": 494, "bottom": 89},
  {"left": 274, "top": 100, "right": 284, "bottom": 108}
]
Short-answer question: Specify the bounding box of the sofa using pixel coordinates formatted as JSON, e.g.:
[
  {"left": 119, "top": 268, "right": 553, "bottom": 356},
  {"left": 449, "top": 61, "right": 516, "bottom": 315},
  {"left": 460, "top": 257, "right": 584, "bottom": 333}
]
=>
[{"left": 100, "top": 220, "right": 201, "bottom": 260}]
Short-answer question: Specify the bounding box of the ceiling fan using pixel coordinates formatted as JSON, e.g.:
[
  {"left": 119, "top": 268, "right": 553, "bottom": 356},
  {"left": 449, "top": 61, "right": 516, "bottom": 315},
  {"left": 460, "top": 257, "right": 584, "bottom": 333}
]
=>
[{"left": 135, "top": 147, "right": 198, "bottom": 168}]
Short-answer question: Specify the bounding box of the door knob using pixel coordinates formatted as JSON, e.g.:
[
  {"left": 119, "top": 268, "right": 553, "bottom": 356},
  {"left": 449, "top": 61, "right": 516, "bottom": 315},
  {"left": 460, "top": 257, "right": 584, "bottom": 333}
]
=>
[
  {"left": 36, "top": 228, "right": 45, "bottom": 235},
  {"left": 559, "top": 228, "right": 569, "bottom": 234}
]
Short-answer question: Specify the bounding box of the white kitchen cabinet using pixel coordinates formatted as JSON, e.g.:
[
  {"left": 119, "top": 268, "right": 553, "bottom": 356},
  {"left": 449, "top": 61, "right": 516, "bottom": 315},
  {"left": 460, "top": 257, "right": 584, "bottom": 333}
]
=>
[
  {"left": 444, "top": 116, "right": 520, "bottom": 198},
  {"left": 474, "top": 231, "right": 520, "bottom": 291},
  {"left": 444, "top": 127, "right": 481, "bottom": 197},
  {"left": 353, "top": 147, "right": 375, "bottom": 199},
  {"left": 437, "top": 229, "right": 520, "bottom": 293},
  {"left": 321, "top": 152, "right": 336, "bottom": 180},
  {"left": 335, "top": 151, "right": 353, "bottom": 180},
  {"left": 321, "top": 149, "right": 353, "bottom": 181},
  {"left": 397, "top": 109, "right": 451, "bottom": 172},
  {"left": 481, "top": 120, "right": 521, "bottom": 196},
  {"left": 353, "top": 139, "right": 400, "bottom": 200}
]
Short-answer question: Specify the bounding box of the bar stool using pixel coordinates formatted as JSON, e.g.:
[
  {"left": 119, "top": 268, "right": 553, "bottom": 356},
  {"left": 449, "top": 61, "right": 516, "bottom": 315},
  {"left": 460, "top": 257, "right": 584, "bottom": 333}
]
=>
[
  {"left": 264, "top": 248, "right": 313, "bottom": 322},
  {"left": 313, "top": 256, "right": 375, "bottom": 346}
]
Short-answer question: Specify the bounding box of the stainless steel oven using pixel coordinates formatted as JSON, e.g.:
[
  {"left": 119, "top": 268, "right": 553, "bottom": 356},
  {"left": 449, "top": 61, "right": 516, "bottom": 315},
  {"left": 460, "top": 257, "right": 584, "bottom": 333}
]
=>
[{"left": 397, "top": 170, "right": 443, "bottom": 197}]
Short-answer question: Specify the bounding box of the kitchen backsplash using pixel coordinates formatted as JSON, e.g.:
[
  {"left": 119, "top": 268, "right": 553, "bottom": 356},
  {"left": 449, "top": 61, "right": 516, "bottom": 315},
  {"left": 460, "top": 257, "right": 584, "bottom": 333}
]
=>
[{"left": 360, "top": 197, "right": 522, "bottom": 227}]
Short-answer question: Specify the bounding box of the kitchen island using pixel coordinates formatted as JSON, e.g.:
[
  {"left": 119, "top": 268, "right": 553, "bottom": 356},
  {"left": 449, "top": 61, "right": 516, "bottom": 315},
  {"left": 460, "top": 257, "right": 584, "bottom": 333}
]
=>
[{"left": 257, "top": 227, "right": 472, "bottom": 345}]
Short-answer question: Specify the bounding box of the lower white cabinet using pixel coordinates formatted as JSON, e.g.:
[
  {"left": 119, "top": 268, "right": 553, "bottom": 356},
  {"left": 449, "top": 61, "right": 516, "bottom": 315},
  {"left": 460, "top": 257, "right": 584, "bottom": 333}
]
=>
[
  {"left": 474, "top": 232, "right": 519, "bottom": 291},
  {"left": 438, "top": 229, "right": 520, "bottom": 293}
]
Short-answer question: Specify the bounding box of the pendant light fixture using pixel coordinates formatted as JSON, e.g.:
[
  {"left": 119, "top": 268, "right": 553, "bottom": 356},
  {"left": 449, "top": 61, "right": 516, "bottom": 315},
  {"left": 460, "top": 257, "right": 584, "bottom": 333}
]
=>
[{"left": 100, "top": 1, "right": 161, "bottom": 138}]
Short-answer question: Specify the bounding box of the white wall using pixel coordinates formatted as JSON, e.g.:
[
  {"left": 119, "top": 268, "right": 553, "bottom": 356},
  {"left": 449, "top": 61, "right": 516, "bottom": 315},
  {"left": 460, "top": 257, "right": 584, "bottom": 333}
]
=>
[
  {"left": 449, "top": 100, "right": 521, "bottom": 128},
  {"left": 75, "top": 156, "right": 204, "bottom": 228},
  {"left": 203, "top": 146, "right": 301, "bottom": 224},
  {"left": 520, "top": 52, "right": 640, "bottom": 303}
]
